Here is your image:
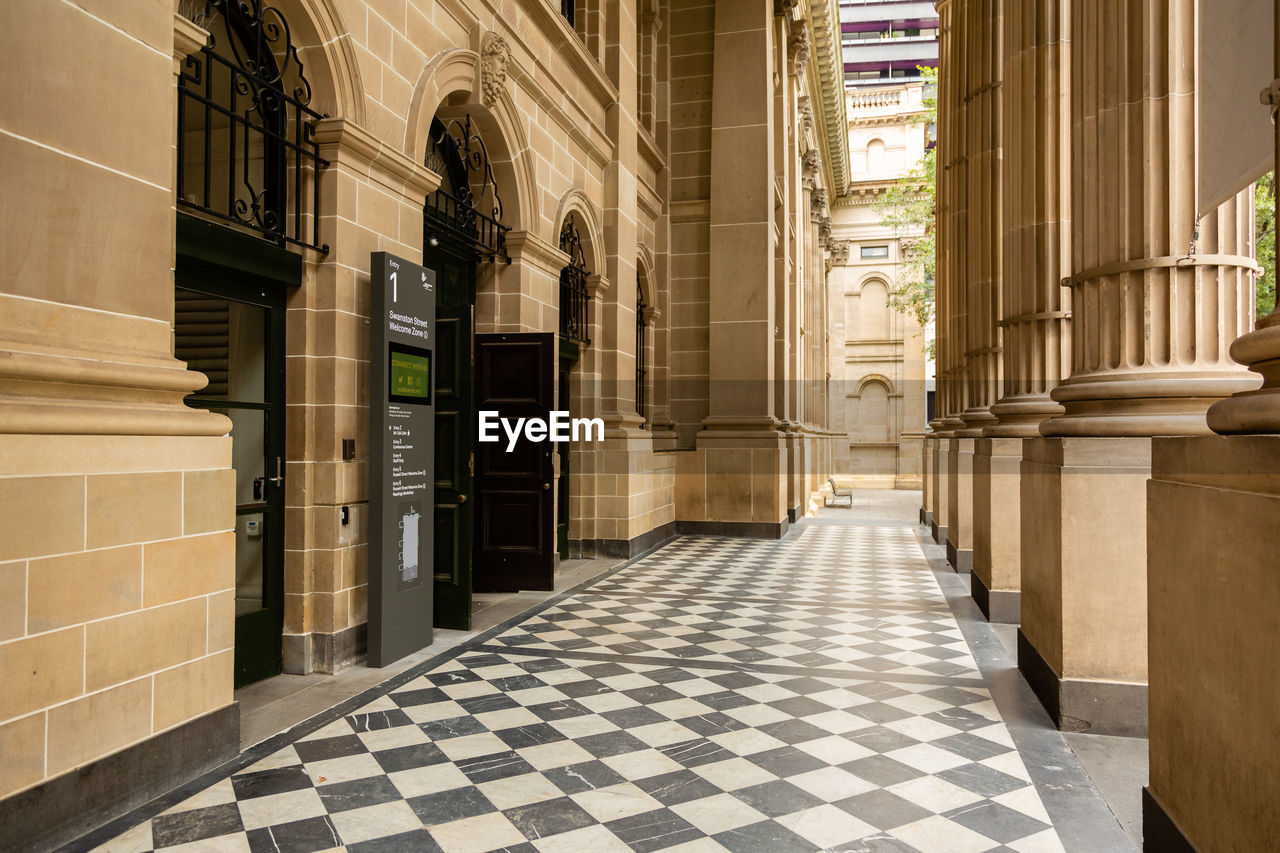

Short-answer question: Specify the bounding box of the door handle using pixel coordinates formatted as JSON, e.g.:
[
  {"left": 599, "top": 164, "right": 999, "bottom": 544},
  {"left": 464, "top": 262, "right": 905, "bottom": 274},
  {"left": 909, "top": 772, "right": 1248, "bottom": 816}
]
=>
[
  {"left": 542, "top": 483, "right": 551, "bottom": 491},
  {"left": 267, "top": 457, "right": 284, "bottom": 486},
  {"left": 457, "top": 493, "right": 467, "bottom": 504}
]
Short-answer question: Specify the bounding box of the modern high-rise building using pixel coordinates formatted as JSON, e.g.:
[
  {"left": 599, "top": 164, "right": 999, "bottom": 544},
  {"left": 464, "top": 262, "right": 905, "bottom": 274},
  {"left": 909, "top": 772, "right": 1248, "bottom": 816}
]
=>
[{"left": 839, "top": 0, "right": 939, "bottom": 88}]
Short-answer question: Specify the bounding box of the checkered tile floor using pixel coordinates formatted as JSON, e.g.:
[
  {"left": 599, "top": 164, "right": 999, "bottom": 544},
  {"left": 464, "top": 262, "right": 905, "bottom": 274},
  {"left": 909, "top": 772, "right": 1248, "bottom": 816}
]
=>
[{"left": 93, "top": 524, "right": 1065, "bottom": 853}]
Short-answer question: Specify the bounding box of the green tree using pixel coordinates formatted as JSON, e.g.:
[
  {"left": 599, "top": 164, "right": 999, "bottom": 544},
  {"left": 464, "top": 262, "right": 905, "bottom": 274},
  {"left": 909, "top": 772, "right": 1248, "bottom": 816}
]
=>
[
  {"left": 1257, "top": 172, "right": 1277, "bottom": 319},
  {"left": 875, "top": 67, "right": 937, "bottom": 358}
]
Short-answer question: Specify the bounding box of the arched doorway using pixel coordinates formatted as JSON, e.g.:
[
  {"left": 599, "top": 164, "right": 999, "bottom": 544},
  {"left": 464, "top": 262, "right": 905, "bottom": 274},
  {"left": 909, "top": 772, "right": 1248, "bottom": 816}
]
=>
[{"left": 423, "top": 113, "right": 510, "bottom": 628}]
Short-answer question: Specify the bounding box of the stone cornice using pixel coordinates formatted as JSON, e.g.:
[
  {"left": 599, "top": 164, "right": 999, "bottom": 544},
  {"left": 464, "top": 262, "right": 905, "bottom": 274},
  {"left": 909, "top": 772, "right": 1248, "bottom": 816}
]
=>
[{"left": 803, "top": 0, "right": 851, "bottom": 195}]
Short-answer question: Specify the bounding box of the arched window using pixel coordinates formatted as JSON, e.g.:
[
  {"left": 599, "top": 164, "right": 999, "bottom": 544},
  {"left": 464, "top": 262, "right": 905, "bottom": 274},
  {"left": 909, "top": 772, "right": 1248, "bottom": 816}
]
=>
[
  {"left": 177, "top": 0, "right": 328, "bottom": 252},
  {"left": 559, "top": 214, "right": 590, "bottom": 343}
]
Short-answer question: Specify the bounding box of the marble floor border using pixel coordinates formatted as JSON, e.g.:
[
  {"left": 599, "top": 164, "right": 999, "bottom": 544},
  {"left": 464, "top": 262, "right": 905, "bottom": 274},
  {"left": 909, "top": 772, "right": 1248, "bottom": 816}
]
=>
[{"left": 912, "top": 527, "right": 1136, "bottom": 852}]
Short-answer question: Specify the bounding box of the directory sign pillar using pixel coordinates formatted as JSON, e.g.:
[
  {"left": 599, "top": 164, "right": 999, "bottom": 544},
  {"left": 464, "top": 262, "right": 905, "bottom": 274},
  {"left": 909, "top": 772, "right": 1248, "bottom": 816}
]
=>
[{"left": 369, "top": 252, "right": 436, "bottom": 666}]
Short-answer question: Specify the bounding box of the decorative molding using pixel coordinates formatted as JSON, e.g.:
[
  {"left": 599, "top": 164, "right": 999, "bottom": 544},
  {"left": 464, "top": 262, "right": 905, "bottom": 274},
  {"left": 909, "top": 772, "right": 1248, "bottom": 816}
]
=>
[
  {"left": 315, "top": 118, "right": 440, "bottom": 201},
  {"left": 811, "top": 188, "right": 828, "bottom": 220},
  {"left": 806, "top": 0, "right": 851, "bottom": 194},
  {"left": 505, "top": 229, "right": 570, "bottom": 275},
  {"left": 788, "top": 20, "right": 811, "bottom": 77},
  {"left": 801, "top": 149, "right": 820, "bottom": 192},
  {"left": 829, "top": 240, "right": 852, "bottom": 265},
  {"left": 480, "top": 32, "right": 510, "bottom": 108},
  {"left": 586, "top": 273, "right": 611, "bottom": 300}
]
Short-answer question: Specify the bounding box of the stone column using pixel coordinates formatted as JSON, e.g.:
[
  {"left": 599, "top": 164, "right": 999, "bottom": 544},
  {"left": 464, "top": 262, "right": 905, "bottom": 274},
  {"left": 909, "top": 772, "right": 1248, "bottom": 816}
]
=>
[
  {"left": 973, "top": 0, "right": 1071, "bottom": 623},
  {"left": 928, "top": 0, "right": 959, "bottom": 545},
  {"left": 1144, "top": 4, "right": 1280, "bottom": 847},
  {"left": 946, "top": 0, "right": 1003, "bottom": 575},
  {"left": 1019, "top": 0, "right": 1258, "bottom": 735}
]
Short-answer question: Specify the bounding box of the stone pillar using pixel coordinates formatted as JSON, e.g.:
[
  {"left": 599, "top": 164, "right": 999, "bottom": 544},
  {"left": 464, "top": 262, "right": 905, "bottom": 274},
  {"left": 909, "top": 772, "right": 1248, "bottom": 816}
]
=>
[
  {"left": 697, "top": 0, "right": 787, "bottom": 533},
  {"left": 973, "top": 0, "right": 1072, "bottom": 623},
  {"left": 1144, "top": 4, "right": 1280, "bottom": 847},
  {"left": 1019, "top": 0, "right": 1258, "bottom": 736},
  {"left": 0, "top": 7, "right": 237, "bottom": 825}
]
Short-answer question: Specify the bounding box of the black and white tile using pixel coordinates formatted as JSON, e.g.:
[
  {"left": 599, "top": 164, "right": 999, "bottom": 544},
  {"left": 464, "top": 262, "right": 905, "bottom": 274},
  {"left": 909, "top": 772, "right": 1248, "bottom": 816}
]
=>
[{"left": 91, "top": 524, "right": 1067, "bottom": 853}]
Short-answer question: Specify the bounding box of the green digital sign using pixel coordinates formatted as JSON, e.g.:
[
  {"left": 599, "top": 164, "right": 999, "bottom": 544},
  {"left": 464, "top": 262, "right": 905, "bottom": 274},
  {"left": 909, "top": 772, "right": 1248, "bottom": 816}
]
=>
[{"left": 388, "top": 343, "right": 432, "bottom": 405}]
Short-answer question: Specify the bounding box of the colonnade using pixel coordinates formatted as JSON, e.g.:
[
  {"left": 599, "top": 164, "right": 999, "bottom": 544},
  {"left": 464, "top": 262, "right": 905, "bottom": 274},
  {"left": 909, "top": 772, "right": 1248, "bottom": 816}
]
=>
[{"left": 926, "top": 1, "right": 1280, "bottom": 848}]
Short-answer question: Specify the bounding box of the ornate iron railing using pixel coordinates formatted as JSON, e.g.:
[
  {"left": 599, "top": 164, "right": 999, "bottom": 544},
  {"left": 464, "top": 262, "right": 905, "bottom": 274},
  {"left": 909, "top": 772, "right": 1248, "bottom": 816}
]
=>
[
  {"left": 636, "top": 289, "right": 648, "bottom": 428},
  {"left": 177, "top": 0, "right": 328, "bottom": 253},
  {"left": 425, "top": 115, "right": 510, "bottom": 262},
  {"left": 559, "top": 215, "right": 591, "bottom": 344}
]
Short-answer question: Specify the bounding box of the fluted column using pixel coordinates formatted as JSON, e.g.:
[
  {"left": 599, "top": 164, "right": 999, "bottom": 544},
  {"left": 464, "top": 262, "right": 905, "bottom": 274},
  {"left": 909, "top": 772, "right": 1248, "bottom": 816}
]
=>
[
  {"left": 1044, "top": 0, "right": 1257, "bottom": 437},
  {"left": 929, "top": 0, "right": 959, "bottom": 549},
  {"left": 1018, "top": 0, "right": 1258, "bottom": 737},
  {"left": 937, "top": 0, "right": 969, "bottom": 436},
  {"left": 989, "top": 0, "right": 1070, "bottom": 435},
  {"left": 972, "top": 0, "right": 1070, "bottom": 624},
  {"left": 958, "top": 0, "right": 1003, "bottom": 436}
]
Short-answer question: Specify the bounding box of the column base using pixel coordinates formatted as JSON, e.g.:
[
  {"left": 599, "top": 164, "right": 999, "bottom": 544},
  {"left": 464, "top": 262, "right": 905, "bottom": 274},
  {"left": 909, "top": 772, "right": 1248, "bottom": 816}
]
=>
[
  {"left": 945, "top": 538, "right": 973, "bottom": 573},
  {"left": 1017, "top": 629, "right": 1148, "bottom": 736},
  {"left": 1142, "top": 788, "right": 1198, "bottom": 853},
  {"left": 920, "top": 508, "right": 933, "bottom": 526},
  {"left": 930, "top": 519, "right": 948, "bottom": 545},
  {"left": 970, "top": 572, "right": 1020, "bottom": 624}
]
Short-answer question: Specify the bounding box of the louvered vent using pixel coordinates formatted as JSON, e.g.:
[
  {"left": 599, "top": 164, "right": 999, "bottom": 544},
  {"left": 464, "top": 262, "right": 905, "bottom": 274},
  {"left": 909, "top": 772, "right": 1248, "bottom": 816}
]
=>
[{"left": 174, "top": 290, "right": 230, "bottom": 397}]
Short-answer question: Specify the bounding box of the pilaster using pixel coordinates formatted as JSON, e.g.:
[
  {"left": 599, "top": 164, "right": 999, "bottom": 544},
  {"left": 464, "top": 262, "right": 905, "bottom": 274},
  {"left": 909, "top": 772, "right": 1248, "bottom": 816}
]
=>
[{"left": 698, "top": 0, "right": 786, "bottom": 528}]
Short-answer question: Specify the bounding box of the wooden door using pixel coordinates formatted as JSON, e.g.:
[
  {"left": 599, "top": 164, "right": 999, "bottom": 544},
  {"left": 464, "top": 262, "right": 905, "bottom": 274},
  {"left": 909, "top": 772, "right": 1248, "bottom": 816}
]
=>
[{"left": 473, "top": 333, "right": 556, "bottom": 592}]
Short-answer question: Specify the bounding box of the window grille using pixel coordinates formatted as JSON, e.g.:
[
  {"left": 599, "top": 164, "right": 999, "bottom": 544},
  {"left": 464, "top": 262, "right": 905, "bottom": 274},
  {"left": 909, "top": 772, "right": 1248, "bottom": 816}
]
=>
[
  {"left": 424, "top": 115, "right": 510, "bottom": 262},
  {"left": 177, "top": 0, "right": 328, "bottom": 253},
  {"left": 558, "top": 215, "right": 591, "bottom": 344}
]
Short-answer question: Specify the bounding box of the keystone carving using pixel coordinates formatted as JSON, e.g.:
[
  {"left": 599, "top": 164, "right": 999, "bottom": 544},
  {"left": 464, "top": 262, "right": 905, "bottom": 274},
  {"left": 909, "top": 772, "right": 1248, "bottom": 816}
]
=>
[{"left": 480, "top": 32, "right": 510, "bottom": 107}]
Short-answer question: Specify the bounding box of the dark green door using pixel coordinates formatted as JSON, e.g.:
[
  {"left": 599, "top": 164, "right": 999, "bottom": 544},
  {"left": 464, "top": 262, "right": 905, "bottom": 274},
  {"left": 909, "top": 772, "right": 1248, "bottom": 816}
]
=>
[
  {"left": 175, "top": 279, "right": 286, "bottom": 687},
  {"left": 427, "top": 243, "right": 475, "bottom": 630}
]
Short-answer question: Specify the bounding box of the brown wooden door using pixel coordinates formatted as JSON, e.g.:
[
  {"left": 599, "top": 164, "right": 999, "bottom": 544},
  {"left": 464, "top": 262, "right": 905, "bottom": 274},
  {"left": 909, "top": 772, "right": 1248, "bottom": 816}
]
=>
[{"left": 473, "top": 333, "right": 555, "bottom": 592}]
